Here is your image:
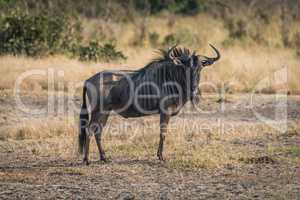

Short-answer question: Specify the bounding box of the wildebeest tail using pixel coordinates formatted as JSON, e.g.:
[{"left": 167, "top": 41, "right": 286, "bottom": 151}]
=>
[{"left": 79, "top": 83, "right": 88, "bottom": 154}]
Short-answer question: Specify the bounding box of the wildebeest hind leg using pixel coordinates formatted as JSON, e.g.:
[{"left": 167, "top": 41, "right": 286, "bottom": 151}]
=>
[
  {"left": 94, "top": 114, "right": 109, "bottom": 162},
  {"left": 83, "top": 134, "right": 90, "bottom": 165},
  {"left": 83, "top": 109, "right": 99, "bottom": 165}
]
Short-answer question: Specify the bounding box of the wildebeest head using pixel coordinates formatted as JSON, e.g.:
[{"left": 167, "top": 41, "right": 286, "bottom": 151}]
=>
[
  {"left": 167, "top": 44, "right": 221, "bottom": 102},
  {"left": 169, "top": 44, "right": 221, "bottom": 69},
  {"left": 197, "top": 44, "right": 221, "bottom": 67}
]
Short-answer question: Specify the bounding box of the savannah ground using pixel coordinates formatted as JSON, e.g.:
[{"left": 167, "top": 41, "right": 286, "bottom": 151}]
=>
[
  {"left": 1, "top": 1, "right": 300, "bottom": 199},
  {"left": 0, "top": 90, "right": 300, "bottom": 199}
]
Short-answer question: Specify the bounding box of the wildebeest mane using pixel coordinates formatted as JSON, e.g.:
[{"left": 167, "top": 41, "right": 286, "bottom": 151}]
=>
[
  {"left": 130, "top": 46, "right": 194, "bottom": 89},
  {"left": 132, "top": 46, "right": 192, "bottom": 86},
  {"left": 153, "top": 46, "right": 194, "bottom": 63}
]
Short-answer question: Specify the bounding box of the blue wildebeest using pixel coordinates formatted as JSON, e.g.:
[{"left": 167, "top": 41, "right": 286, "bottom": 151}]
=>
[{"left": 79, "top": 45, "right": 220, "bottom": 165}]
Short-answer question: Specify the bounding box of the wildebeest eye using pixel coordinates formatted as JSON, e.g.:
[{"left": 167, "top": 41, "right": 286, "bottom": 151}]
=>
[{"left": 201, "top": 60, "right": 210, "bottom": 66}]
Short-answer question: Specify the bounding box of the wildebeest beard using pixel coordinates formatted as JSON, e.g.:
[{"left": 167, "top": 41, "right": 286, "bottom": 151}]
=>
[{"left": 190, "top": 66, "right": 201, "bottom": 101}]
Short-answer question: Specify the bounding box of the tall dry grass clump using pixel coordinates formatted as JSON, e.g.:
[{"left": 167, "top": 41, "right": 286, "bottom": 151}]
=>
[{"left": 0, "top": 45, "right": 299, "bottom": 94}]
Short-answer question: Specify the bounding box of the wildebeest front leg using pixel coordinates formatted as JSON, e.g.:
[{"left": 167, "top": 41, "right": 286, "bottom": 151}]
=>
[
  {"left": 95, "top": 133, "right": 106, "bottom": 162},
  {"left": 90, "top": 112, "right": 108, "bottom": 161},
  {"left": 157, "top": 113, "right": 170, "bottom": 161}
]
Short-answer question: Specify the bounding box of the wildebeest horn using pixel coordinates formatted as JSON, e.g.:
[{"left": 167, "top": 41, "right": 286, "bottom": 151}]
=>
[{"left": 208, "top": 44, "right": 221, "bottom": 62}]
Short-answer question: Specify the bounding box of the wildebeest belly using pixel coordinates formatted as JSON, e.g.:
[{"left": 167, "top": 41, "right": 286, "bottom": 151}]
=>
[{"left": 115, "top": 98, "right": 160, "bottom": 118}]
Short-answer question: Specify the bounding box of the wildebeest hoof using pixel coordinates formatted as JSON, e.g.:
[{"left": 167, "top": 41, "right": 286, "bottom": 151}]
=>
[
  {"left": 158, "top": 155, "right": 165, "bottom": 162},
  {"left": 83, "top": 158, "right": 90, "bottom": 166},
  {"left": 100, "top": 154, "right": 108, "bottom": 162}
]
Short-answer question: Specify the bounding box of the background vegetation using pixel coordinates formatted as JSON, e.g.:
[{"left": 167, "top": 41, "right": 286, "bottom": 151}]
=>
[
  {"left": 1, "top": 0, "right": 300, "bottom": 57},
  {"left": 0, "top": 0, "right": 300, "bottom": 93}
]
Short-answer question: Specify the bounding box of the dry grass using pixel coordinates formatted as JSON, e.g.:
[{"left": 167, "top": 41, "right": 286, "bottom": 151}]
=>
[
  {"left": 0, "top": 117, "right": 77, "bottom": 157},
  {"left": 0, "top": 118, "right": 75, "bottom": 140},
  {"left": 1, "top": 111, "right": 299, "bottom": 169},
  {"left": 0, "top": 46, "right": 299, "bottom": 94}
]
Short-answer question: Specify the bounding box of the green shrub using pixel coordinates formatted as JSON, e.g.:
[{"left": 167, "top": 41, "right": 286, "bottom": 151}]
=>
[
  {"left": 0, "top": 11, "right": 81, "bottom": 56},
  {"left": 78, "top": 41, "right": 126, "bottom": 62},
  {"left": 0, "top": 10, "right": 125, "bottom": 62}
]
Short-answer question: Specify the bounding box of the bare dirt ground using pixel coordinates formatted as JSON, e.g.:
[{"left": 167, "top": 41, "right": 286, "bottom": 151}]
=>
[{"left": 0, "top": 91, "right": 300, "bottom": 199}]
